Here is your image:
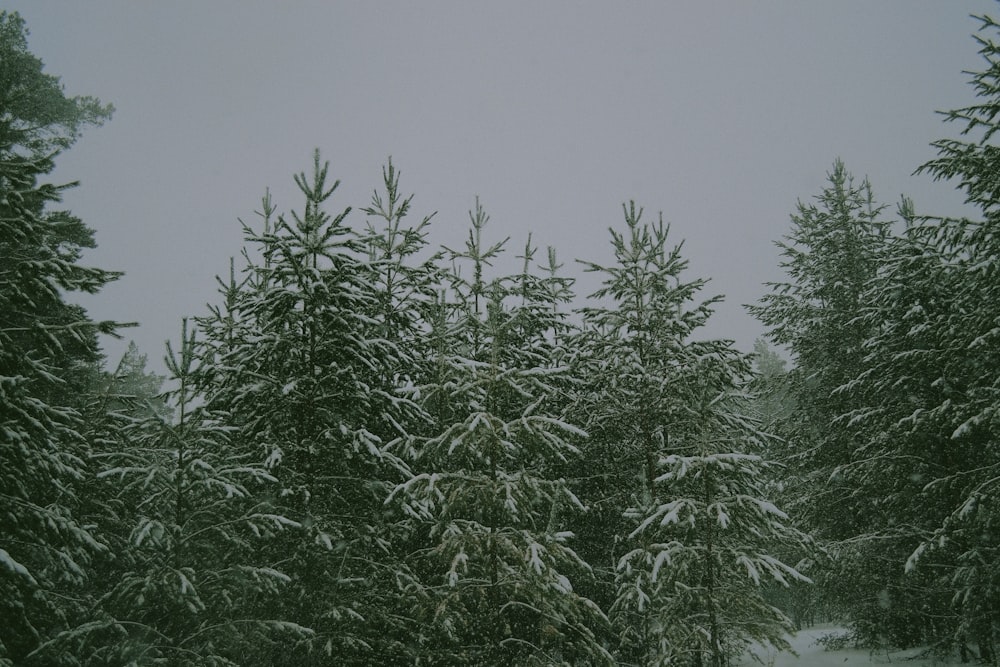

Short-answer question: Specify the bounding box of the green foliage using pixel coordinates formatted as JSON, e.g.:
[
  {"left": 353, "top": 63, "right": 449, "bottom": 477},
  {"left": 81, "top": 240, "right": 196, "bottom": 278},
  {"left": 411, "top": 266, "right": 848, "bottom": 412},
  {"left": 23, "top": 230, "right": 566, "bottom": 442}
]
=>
[
  {"left": 392, "top": 202, "right": 613, "bottom": 666},
  {"left": 94, "top": 341, "right": 171, "bottom": 419},
  {"left": 567, "top": 203, "right": 810, "bottom": 666},
  {"left": 752, "top": 18, "right": 1000, "bottom": 649},
  {"left": 0, "top": 11, "right": 112, "bottom": 157},
  {"left": 193, "top": 154, "right": 430, "bottom": 665},
  {"left": 0, "top": 11, "right": 119, "bottom": 664},
  {"left": 614, "top": 449, "right": 809, "bottom": 667},
  {"left": 38, "top": 322, "right": 310, "bottom": 664},
  {"left": 840, "top": 12, "right": 1000, "bottom": 657},
  {"left": 749, "top": 162, "right": 904, "bottom": 630}
]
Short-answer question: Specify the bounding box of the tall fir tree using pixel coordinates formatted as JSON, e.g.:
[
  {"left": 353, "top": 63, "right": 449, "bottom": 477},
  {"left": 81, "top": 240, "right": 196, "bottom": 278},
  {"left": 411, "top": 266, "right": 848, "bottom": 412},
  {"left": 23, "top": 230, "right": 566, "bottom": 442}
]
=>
[
  {"left": 391, "top": 201, "right": 612, "bottom": 665},
  {"left": 41, "top": 321, "right": 310, "bottom": 664},
  {"left": 567, "top": 203, "right": 721, "bottom": 626},
  {"left": 0, "top": 11, "right": 118, "bottom": 664},
  {"left": 357, "top": 157, "right": 448, "bottom": 662},
  {"left": 838, "top": 12, "right": 1000, "bottom": 659},
  {"left": 747, "top": 162, "right": 925, "bottom": 643},
  {"left": 194, "top": 153, "right": 420, "bottom": 664},
  {"left": 573, "top": 203, "right": 809, "bottom": 665}
]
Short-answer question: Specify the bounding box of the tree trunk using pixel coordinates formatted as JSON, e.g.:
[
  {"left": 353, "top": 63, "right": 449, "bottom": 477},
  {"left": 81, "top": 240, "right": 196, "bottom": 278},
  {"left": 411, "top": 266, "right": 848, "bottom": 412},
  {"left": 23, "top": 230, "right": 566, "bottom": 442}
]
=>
[{"left": 704, "top": 469, "right": 723, "bottom": 667}]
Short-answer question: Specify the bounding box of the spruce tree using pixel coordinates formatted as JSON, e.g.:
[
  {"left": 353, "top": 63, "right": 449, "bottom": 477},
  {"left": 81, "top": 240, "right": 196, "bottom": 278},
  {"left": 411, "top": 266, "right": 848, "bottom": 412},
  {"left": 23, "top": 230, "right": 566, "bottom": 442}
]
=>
[
  {"left": 357, "top": 157, "right": 447, "bottom": 662},
  {"left": 43, "top": 321, "right": 309, "bottom": 664},
  {"left": 0, "top": 11, "right": 117, "bottom": 664},
  {"left": 748, "top": 163, "right": 917, "bottom": 643},
  {"left": 195, "top": 153, "right": 418, "bottom": 664},
  {"left": 567, "top": 202, "right": 720, "bottom": 645},
  {"left": 612, "top": 372, "right": 811, "bottom": 667},
  {"left": 392, "top": 201, "right": 612, "bottom": 665},
  {"left": 574, "top": 203, "right": 810, "bottom": 665},
  {"left": 839, "top": 12, "right": 1000, "bottom": 658}
]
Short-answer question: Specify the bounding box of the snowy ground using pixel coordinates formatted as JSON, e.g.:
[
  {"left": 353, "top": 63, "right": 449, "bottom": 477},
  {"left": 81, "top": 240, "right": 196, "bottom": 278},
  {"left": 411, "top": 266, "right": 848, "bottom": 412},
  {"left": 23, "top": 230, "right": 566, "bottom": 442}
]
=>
[{"left": 735, "top": 625, "right": 961, "bottom": 667}]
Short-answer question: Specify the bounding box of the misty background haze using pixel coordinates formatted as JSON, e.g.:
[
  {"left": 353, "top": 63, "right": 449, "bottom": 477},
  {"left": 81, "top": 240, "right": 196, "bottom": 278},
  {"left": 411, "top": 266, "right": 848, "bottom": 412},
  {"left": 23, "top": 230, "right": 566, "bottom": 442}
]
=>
[{"left": 9, "top": 1, "right": 991, "bottom": 367}]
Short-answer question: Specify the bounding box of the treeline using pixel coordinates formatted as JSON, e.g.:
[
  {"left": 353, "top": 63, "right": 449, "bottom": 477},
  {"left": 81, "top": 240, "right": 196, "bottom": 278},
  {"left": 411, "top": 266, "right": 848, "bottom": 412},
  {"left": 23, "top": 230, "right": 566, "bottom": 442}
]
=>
[
  {"left": 1, "top": 11, "right": 806, "bottom": 665},
  {"left": 3, "top": 7, "right": 1000, "bottom": 667}
]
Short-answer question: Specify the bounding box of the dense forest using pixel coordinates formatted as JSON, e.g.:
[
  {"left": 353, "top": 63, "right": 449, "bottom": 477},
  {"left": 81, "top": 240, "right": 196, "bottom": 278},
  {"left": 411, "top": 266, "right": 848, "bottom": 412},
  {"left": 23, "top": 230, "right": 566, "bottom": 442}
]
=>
[{"left": 3, "top": 8, "right": 1000, "bottom": 666}]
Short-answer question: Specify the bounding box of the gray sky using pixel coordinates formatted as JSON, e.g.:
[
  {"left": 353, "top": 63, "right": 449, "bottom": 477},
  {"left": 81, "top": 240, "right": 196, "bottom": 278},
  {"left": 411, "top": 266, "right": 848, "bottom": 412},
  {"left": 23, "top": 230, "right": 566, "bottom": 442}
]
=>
[{"left": 10, "top": 1, "right": 994, "bottom": 369}]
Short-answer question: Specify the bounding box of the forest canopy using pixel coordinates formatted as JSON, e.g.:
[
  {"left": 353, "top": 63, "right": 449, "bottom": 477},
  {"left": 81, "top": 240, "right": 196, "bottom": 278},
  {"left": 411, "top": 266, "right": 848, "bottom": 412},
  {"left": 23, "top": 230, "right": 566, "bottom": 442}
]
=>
[{"left": 3, "top": 7, "right": 1000, "bottom": 667}]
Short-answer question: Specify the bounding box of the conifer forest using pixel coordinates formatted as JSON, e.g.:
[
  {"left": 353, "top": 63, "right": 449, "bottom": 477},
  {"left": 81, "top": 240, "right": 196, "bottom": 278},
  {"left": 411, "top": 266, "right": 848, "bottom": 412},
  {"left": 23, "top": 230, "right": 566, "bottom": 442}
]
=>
[{"left": 4, "top": 7, "right": 1000, "bottom": 666}]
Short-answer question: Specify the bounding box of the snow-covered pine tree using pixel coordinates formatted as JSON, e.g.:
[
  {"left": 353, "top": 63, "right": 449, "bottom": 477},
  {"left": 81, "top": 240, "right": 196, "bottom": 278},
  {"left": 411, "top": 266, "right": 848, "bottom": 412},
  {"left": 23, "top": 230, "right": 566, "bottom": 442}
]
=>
[
  {"left": 196, "top": 253, "right": 254, "bottom": 381},
  {"left": 0, "top": 11, "right": 118, "bottom": 664},
  {"left": 391, "top": 201, "right": 613, "bottom": 665},
  {"left": 612, "top": 361, "right": 812, "bottom": 667},
  {"left": 811, "top": 204, "right": 973, "bottom": 651},
  {"left": 747, "top": 163, "right": 929, "bottom": 644},
  {"left": 566, "top": 202, "right": 719, "bottom": 655},
  {"left": 573, "top": 203, "right": 810, "bottom": 665},
  {"left": 361, "top": 157, "right": 442, "bottom": 364},
  {"left": 843, "top": 14, "right": 1000, "bottom": 659},
  {"left": 507, "top": 237, "right": 584, "bottom": 532},
  {"left": 194, "top": 153, "right": 417, "bottom": 664},
  {"left": 53, "top": 342, "right": 175, "bottom": 661},
  {"left": 356, "top": 158, "right": 448, "bottom": 661},
  {"left": 43, "top": 320, "right": 310, "bottom": 664},
  {"left": 748, "top": 161, "right": 889, "bottom": 526}
]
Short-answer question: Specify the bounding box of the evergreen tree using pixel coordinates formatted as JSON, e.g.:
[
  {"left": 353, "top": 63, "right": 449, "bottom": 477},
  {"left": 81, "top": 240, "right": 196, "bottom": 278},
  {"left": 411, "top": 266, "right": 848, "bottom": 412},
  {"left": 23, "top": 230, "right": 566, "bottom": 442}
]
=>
[
  {"left": 574, "top": 203, "right": 809, "bottom": 665},
  {"left": 827, "top": 212, "right": 972, "bottom": 650},
  {"left": 748, "top": 162, "right": 918, "bottom": 642},
  {"left": 194, "top": 153, "right": 418, "bottom": 664},
  {"left": 361, "top": 157, "right": 442, "bottom": 363},
  {"left": 0, "top": 11, "right": 111, "bottom": 158},
  {"left": 60, "top": 341, "right": 173, "bottom": 662},
  {"left": 93, "top": 341, "right": 170, "bottom": 419},
  {"left": 0, "top": 11, "right": 118, "bottom": 664},
  {"left": 614, "top": 439, "right": 810, "bottom": 667},
  {"left": 749, "top": 340, "right": 819, "bottom": 632},
  {"left": 40, "top": 321, "right": 309, "bottom": 664},
  {"left": 392, "top": 202, "right": 612, "bottom": 665},
  {"left": 567, "top": 203, "right": 720, "bottom": 628},
  {"left": 839, "top": 12, "right": 1000, "bottom": 659},
  {"left": 357, "top": 157, "right": 448, "bottom": 662}
]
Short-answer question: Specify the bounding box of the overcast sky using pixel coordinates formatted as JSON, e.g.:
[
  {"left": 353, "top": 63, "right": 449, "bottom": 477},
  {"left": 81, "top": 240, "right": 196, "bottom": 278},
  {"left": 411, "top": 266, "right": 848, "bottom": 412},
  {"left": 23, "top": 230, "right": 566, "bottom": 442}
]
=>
[{"left": 10, "top": 1, "right": 995, "bottom": 370}]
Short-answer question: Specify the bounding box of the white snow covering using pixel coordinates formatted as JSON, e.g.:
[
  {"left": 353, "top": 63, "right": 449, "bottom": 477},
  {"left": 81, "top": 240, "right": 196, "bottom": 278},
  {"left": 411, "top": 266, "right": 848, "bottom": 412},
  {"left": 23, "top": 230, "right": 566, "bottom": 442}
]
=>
[
  {"left": 736, "top": 625, "right": 962, "bottom": 666},
  {"left": 0, "top": 547, "right": 36, "bottom": 585}
]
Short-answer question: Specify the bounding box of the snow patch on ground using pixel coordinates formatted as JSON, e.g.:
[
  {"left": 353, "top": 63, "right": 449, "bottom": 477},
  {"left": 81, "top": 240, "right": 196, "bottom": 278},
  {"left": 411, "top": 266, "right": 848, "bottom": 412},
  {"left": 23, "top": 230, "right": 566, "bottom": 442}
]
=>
[{"left": 736, "top": 625, "right": 962, "bottom": 667}]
